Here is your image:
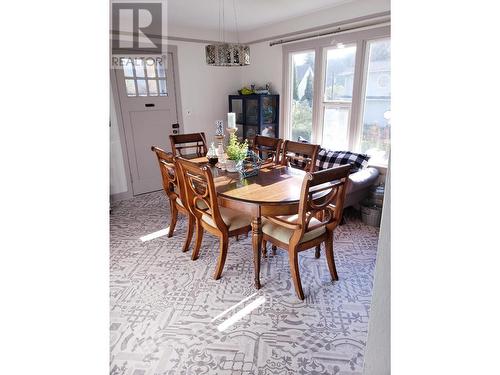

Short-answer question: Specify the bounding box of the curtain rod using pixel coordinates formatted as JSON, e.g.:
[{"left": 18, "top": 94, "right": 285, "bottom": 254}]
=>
[{"left": 269, "top": 17, "right": 390, "bottom": 47}]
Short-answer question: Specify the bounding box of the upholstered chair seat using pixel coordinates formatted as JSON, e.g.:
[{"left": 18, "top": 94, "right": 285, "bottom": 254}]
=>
[
  {"left": 262, "top": 215, "right": 326, "bottom": 244},
  {"left": 202, "top": 207, "right": 252, "bottom": 231}
]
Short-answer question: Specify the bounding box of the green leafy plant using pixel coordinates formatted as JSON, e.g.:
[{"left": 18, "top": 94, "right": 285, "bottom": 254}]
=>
[{"left": 226, "top": 133, "right": 248, "bottom": 161}]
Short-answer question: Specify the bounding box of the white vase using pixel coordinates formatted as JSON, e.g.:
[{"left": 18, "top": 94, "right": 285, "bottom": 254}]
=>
[{"left": 226, "top": 159, "right": 242, "bottom": 172}]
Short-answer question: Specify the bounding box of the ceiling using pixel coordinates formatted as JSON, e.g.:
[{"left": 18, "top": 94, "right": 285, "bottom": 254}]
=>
[{"left": 167, "top": 0, "right": 355, "bottom": 33}]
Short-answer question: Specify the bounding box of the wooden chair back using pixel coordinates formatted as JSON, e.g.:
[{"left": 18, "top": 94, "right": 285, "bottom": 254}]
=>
[
  {"left": 281, "top": 140, "right": 319, "bottom": 172},
  {"left": 264, "top": 164, "right": 351, "bottom": 245},
  {"left": 169, "top": 132, "right": 208, "bottom": 158},
  {"left": 176, "top": 158, "right": 226, "bottom": 230},
  {"left": 151, "top": 146, "right": 181, "bottom": 203},
  {"left": 251, "top": 135, "right": 283, "bottom": 164},
  {"left": 296, "top": 165, "right": 351, "bottom": 236}
]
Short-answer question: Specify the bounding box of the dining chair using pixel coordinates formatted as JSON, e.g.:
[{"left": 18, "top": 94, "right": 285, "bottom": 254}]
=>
[
  {"left": 169, "top": 132, "right": 208, "bottom": 158},
  {"left": 261, "top": 164, "right": 351, "bottom": 300},
  {"left": 251, "top": 135, "right": 283, "bottom": 164},
  {"left": 176, "top": 158, "right": 252, "bottom": 280},
  {"left": 151, "top": 146, "right": 194, "bottom": 252},
  {"left": 280, "top": 139, "right": 320, "bottom": 173}
]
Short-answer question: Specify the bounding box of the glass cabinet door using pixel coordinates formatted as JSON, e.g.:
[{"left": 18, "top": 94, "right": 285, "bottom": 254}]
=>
[
  {"left": 231, "top": 98, "right": 244, "bottom": 124},
  {"left": 245, "top": 98, "right": 259, "bottom": 125},
  {"left": 229, "top": 95, "right": 279, "bottom": 141},
  {"left": 260, "top": 96, "right": 278, "bottom": 138},
  {"left": 235, "top": 124, "right": 244, "bottom": 141},
  {"left": 244, "top": 125, "right": 258, "bottom": 142},
  {"left": 260, "top": 124, "right": 277, "bottom": 138},
  {"left": 261, "top": 96, "right": 277, "bottom": 124}
]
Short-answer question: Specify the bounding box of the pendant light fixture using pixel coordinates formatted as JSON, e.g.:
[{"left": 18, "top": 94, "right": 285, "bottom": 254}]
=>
[{"left": 205, "top": 0, "right": 250, "bottom": 66}]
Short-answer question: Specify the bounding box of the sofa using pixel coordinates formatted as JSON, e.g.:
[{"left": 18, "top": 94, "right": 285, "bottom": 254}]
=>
[
  {"left": 292, "top": 141, "right": 380, "bottom": 209},
  {"left": 343, "top": 167, "right": 380, "bottom": 208}
]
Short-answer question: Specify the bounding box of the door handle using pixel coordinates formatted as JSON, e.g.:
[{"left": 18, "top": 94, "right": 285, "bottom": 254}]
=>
[{"left": 145, "top": 103, "right": 155, "bottom": 108}]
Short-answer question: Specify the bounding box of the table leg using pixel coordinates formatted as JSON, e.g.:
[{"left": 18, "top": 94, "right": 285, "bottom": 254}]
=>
[{"left": 251, "top": 216, "right": 262, "bottom": 289}]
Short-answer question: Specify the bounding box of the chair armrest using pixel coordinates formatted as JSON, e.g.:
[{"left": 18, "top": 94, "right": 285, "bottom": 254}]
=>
[{"left": 264, "top": 216, "right": 302, "bottom": 230}]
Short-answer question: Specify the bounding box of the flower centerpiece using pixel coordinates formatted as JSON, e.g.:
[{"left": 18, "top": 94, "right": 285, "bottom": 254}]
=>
[{"left": 225, "top": 133, "right": 248, "bottom": 172}]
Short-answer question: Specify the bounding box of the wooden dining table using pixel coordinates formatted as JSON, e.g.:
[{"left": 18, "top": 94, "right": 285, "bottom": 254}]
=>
[{"left": 188, "top": 156, "right": 307, "bottom": 289}]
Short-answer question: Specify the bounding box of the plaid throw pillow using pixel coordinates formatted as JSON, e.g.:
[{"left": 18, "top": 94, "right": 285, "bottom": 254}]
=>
[{"left": 316, "top": 148, "right": 370, "bottom": 172}]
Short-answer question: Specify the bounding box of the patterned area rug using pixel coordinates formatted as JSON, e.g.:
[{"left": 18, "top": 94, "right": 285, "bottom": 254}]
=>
[{"left": 110, "top": 191, "right": 379, "bottom": 375}]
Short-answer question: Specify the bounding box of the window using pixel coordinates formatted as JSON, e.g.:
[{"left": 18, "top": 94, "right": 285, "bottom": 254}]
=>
[
  {"left": 121, "top": 57, "right": 167, "bottom": 97},
  {"left": 290, "top": 51, "right": 315, "bottom": 141},
  {"left": 359, "top": 39, "right": 391, "bottom": 164},
  {"left": 284, "top": 28, "right": 391, "bottom": 165},
  {"left": 321, "top": 44, "right": 357, "bottom": 150}
]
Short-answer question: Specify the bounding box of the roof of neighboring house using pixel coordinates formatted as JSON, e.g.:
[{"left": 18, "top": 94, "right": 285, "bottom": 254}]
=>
[
  {"left": 335, "top": 60, "right": 390, "bottom": 77},
  {"left": 296, "top": 66, "right": 313, "bottom": 100},
  {"left": 294, "top": 64, "right": 313, "bottom": 83}
]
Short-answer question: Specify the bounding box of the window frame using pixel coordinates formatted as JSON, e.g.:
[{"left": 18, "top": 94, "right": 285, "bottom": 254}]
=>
[
  {"left": 287, "top": 49, "right": 316, "bottom": 142},
  {"left": 119, "top": 57, "right": 168, "bottom": 97},
  {"left": 355, "top": 37, "right": 392, "bottom": 164},
  {"left": 281, "top": 25, "right": 390, "bottom": 164},
  {"left": 318, "top": 42, "right": 359, "bottom": 150}
]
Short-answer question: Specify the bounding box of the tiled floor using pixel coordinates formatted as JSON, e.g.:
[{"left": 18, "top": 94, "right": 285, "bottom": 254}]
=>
[{"left": 110, "top": 191, "right": 379, "bottom": 374}]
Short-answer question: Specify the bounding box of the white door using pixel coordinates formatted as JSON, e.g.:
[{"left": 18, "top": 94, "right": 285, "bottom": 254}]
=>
[{"left": 114, "top": 53, "right": 179, "bottom": 195}]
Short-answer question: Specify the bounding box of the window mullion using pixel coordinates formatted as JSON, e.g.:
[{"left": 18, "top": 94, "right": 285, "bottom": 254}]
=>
[
  {"left": 285, "top": 52, "right": 293, "bottom": 139},
  {"left": 349, "top": 40, "right": 367, "bottom": 151},
  {"left": 311, "top": 46, "right": 323, "bottom": 145},
  {"left": 131, "top": 58, "right": 139, "bottom": 97},
  {"left": 282, "top": 51, "right": 291, "bottom": 140}
]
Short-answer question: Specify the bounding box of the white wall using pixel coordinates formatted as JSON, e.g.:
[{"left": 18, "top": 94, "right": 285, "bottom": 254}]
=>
[
  {"left": 174, "top": 41, "right": 243, "bottom": 144},
  {"left": 238, "top": 41, "right": 283, "bottom": 135},
  {"left": 240, "top": 41, "right": 282, "bottom": 96},
  {"left": 363, "top": 163, "right": 390, "bottom": 374}
]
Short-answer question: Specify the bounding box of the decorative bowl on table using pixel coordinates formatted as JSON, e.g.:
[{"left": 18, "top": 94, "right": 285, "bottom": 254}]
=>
[{"left": 225, "top": 159, "right": 243, "bottom": 172}]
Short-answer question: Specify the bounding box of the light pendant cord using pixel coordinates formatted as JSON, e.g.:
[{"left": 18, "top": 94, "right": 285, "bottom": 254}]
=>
[
  {"left": 233, "top": 0, "right": 240, "bottom": 44},
  {"left": 222, "top": 0, "right": 225, "bottom": 43},
  {"left": 218, "top": 0, "right": 221, "bottom": 43}
]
